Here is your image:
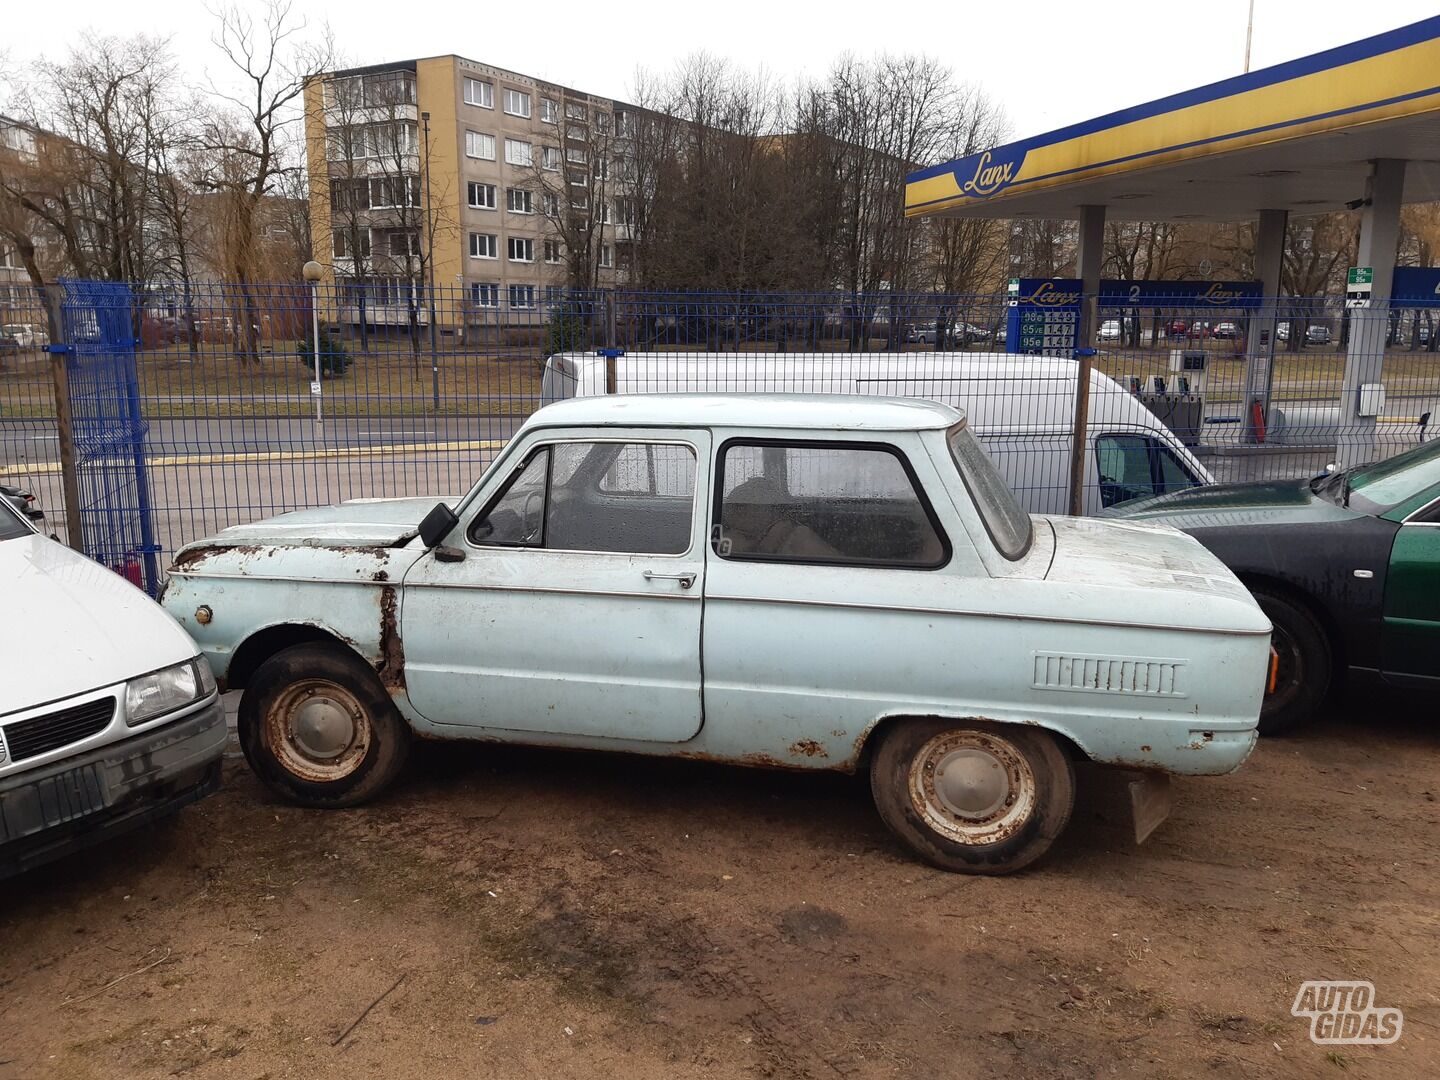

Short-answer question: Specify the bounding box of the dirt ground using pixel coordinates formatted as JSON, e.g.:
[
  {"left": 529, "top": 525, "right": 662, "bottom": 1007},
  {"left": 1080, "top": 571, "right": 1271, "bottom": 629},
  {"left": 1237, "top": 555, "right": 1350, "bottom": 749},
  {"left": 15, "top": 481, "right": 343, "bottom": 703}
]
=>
[{"left": 1, "top": 688, "right": 1436, "bottom": 1080}]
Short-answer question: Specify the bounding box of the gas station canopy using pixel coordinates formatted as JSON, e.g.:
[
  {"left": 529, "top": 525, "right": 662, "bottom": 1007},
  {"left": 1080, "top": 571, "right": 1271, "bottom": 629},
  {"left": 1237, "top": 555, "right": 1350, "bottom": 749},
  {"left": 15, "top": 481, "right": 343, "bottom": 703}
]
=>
[{"left": 905, "top": 16, "right": 1440, "bottom": 223}]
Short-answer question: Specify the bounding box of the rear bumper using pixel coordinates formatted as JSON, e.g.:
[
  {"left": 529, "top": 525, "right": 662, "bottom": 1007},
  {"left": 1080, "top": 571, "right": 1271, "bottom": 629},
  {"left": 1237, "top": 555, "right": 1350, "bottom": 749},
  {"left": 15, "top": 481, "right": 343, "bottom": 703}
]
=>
[{"left": 0, "top": 697, "right": 226, "bottom": 880}]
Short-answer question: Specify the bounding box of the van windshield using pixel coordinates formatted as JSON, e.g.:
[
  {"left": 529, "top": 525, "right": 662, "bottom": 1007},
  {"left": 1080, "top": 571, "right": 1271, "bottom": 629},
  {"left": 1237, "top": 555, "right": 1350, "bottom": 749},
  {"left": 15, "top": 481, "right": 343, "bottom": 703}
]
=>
[{"left": 947, "top": 424, "right": 1032, "bottom": 560}]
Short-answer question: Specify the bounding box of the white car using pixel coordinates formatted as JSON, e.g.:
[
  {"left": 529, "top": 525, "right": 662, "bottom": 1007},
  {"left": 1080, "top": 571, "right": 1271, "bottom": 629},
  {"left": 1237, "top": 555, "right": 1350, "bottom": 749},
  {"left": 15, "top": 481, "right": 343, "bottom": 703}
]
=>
[
  {"left": 1, "top": 324, "right": 46, "bottom": 349},
  {"left": 163, "top": 395, "right": 1270, "bottom": 874},
  {"left": 0, "top": 502, "right": 226, "bottom": 879}
]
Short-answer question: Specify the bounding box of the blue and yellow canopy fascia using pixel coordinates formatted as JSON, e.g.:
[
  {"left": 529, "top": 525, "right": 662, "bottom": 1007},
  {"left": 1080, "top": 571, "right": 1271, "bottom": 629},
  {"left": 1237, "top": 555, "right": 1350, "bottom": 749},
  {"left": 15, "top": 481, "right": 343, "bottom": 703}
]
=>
[{"left": 906, "top": 16, "right": 1440, "bottom": 217}]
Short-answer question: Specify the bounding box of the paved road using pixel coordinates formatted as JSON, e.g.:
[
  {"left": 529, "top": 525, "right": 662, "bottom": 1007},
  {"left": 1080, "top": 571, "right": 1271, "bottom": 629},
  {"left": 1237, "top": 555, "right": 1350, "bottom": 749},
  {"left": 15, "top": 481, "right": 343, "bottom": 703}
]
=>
[{"left": 0, "top": 413, "right": 527, "bottom": 467}]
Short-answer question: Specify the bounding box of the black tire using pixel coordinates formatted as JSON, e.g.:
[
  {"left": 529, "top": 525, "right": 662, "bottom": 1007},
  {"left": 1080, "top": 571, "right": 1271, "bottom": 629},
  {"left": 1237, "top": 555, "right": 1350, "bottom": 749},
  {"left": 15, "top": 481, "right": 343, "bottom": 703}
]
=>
[
  {"left": 239, "top": 642, "right": 410, "bottom": 808},
  {"left": 869, "top": 718, "right": 1075, "bottom": 875},
  {"left": 1252, "top": 587, "right": 1331, "bottom": 736}
]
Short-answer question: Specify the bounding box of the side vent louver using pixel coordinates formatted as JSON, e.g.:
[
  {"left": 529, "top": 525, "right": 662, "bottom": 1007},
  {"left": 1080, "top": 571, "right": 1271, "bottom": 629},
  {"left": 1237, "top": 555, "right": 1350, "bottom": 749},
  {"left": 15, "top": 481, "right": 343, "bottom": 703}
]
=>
[{"left": 1033, "top": 653, "right": 1185, "bottom": 697}]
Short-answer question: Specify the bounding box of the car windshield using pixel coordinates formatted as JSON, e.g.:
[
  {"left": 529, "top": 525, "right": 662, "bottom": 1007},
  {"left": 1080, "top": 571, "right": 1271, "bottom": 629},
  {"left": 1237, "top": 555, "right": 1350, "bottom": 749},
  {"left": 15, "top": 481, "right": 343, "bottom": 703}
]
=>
[
  {"left": 0, "top": 498, "right": 32, "bottom": 541},
  {"left": 947, "top": 423, "right": 1032, "bottom": 559},
  {"left": 1340, "top": 440, "right": 1440, "bottom": 515}
]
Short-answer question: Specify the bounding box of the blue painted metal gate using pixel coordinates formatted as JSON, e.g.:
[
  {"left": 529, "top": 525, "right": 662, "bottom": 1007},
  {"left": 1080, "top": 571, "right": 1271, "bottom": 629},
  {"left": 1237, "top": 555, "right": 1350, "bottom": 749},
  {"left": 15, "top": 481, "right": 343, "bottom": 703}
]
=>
[{"left": 59, "top": 279, "right": 160, "bottom": 596}]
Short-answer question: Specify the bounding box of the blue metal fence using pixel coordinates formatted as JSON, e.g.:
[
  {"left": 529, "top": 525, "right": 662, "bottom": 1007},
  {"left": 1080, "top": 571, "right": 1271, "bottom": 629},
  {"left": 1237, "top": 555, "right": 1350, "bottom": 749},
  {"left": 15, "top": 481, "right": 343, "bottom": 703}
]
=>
[{"left": 57, "top": 280, "right": 161, "bottom": 594}]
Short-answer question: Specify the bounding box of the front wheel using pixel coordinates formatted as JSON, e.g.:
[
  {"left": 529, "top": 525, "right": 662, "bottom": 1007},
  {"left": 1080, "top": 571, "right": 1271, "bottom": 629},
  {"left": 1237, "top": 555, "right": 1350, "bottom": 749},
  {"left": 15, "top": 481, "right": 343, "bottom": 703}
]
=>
[
  {"left": 239, "top": 642, "right": 410, "bottom": 808},
  {"left": 1252, "top": 588, "right": 1331, "bottom": 736},
  {"left": 869, "top": 719, "right": 1075, "bottom": 875}
]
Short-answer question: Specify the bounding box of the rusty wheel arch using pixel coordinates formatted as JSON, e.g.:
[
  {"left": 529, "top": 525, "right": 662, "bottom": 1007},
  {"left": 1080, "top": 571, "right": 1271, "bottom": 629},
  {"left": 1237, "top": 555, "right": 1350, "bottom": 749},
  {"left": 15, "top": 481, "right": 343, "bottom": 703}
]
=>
[
  {"left": 225, "top": 624, "right": 369, "bottom": 692},
  {"left": 853, "top": 714, "right": 1090, "bottom": 771}
]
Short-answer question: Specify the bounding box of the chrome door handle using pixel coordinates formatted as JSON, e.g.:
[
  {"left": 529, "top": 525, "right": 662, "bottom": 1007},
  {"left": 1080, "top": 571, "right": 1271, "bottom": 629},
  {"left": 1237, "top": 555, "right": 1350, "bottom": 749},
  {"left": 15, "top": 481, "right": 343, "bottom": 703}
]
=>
[{"left": 642, "top": 570, "right": 696, "bottom": 589}]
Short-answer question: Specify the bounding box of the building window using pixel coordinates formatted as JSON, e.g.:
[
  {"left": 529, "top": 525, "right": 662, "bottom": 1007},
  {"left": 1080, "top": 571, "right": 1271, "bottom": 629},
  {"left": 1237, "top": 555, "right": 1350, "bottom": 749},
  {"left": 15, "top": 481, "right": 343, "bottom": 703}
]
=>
[
  {"left": 382, "top": 229, "right": 421, "bottom": 257},
  {"left": 540, "top": 98, "right": 557, "bottom": 123},
  {"left": 545, "top": 285, "right": 565, "bottom": 305},
  {"left": 617, "top": 197, "right": 635, "bottom": 227},
  {"left": 469, "top": 233, "right": 497, "bottom": 259},
  {"left": 464, "top": 78, "right": 494, "bottom": 108},
  {"left": 368, "top": 121, "right": 418, "bottom": 158},
  {"left": 594, "top": 157, "right": 609, "bottom": 181},
  {"left": 565, "top": 123, "right": 587, "bottom": 142},
  {"left": 594, "top": 111, "right": 611, "bottom": 134},
  {"left": 369, "top": 175, "right": 421, "bottom": 209},
  {"left": 333, "top": 228, "right": 371, "bottom": 259},
  {"left": 543, "top": 239, "right": 563, "bottom": 263},
  {"left": 504, "top": 138, "right": 532, "bottom": 167},
  {"left": 543, "top": 192, "right": 560, "bottom": 216},
  {"left": 570, "top": 194, "right": 589, "bottom": 211},
  {"left": 465, "top": 131, "right": 496, "bottom": 160},
  {"left": 330, "top": 177, "right": 370, "bottom": 211},
  {"left": 565, "top": 102, "right": 587, "bottom": 121},
  {"left": 507, "top": 237, "right": 534, "bottom": 262},
  {"left": 503, "top": 89, "right": 532, "bottom": 118},
  {"left": 470, "top": 282, "right": 499, "bottom": 307},
  {"left": 373, "top": 72, "right": 416, "bottom": 107},
  {"left": 508, "top": 284, "right": 536, "bottom": 309},
  {"left": 506, "top": 188, "right": 533, "bottom": 214},
  {"left": 599, "top": 244, "right": 613, "bottom": 268},
  {"left": 596, "top": 201, "right": 611, "bottom": 224},
  {"left": 468, "top": 181, "right": 497, "bottom": 209},
  {"left": 614, "top": 109, "right": 630, "bottom": 136},
  {"left": 566, "top": 147, "right": 587, "bottom": 166},
  {"left": 542, "top": 146, "right": 562, "bottom": 171}
]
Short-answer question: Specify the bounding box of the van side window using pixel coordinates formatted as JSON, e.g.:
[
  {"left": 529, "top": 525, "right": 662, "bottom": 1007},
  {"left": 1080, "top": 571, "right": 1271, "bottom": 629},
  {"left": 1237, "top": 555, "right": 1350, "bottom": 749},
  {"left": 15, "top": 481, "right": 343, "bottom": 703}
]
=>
[
  {"left": 714, "top": 440, "right": 948, "bottom": 568},
  {"left": 1096, "top": 434, "right": 1200, "bottom": 508}
]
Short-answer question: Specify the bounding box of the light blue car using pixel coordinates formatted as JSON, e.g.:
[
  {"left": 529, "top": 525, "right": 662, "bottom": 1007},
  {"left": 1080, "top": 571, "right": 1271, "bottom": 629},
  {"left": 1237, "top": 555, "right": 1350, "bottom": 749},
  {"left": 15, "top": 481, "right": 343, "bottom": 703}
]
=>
[{"left": 162, "top": 395, "right": 1271, "bottom": 874}]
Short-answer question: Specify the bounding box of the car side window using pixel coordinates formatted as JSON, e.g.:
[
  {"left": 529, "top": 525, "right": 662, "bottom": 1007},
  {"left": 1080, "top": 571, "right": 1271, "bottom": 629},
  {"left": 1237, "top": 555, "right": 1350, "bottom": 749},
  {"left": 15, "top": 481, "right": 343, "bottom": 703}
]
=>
[
  {"left": 714, "top": 441, "right": 947, "bottom": 568},
  {"left": 470, "top": 449, "right": 549, "bottom": 546},
  {"left": 470, "top": 441, "right": 696, "bottom": 555}
]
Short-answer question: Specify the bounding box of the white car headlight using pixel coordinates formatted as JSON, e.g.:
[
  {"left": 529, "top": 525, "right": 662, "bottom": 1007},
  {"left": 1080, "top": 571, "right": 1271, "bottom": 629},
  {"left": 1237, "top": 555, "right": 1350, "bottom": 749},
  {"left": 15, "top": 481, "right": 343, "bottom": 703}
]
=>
[{"left": 126, "top": 657, "right": 216, "bottom": 727}]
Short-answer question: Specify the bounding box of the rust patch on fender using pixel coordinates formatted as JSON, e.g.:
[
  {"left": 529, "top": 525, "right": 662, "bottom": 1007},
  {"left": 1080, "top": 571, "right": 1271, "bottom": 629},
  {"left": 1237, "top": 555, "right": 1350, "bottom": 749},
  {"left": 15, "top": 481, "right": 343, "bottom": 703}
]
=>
[
  {"left": 789, "top": 739, "right": 828, "bottom": 759},
  {"left": 376, "top": 584, "right": 406, "bottom": 691},
  {"left": 170, "top": 543, "right": 262, "bottom": 570}
]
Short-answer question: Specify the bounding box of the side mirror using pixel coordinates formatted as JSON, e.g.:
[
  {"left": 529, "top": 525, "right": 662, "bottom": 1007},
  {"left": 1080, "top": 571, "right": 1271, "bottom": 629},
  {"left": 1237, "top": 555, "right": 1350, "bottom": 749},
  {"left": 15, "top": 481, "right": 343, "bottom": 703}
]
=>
[{"left": 419, "top": 502, "right": 459, "bottom": 549}]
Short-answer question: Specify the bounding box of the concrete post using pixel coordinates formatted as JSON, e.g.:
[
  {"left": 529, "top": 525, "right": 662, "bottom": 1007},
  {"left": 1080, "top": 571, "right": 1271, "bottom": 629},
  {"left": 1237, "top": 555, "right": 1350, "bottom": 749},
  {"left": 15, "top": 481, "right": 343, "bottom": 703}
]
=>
[
  {"left": 1244, "top": 208, "right": 1287, "bottom": 442},
  {"left": 1338, "top": 159, "right": 1406, "bottom": 466},
  {"left": 1067, "top": 204, "right": 1105, "bottom": 516}
]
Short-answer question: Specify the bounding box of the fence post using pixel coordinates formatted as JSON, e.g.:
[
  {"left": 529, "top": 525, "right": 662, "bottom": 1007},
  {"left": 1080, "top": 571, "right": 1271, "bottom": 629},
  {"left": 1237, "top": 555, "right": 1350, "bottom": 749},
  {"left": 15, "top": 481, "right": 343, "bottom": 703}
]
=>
[
  {"left": 41, "top": 283, "right": 84, "bottom": 551},
  {"left": 603, "top": 290, "right": 618, "bottom": 393}
]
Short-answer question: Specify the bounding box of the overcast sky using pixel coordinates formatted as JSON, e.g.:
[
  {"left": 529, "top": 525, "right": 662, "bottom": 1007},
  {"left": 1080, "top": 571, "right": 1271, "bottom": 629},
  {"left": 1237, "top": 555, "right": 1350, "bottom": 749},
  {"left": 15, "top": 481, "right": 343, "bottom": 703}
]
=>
[{"left": 4, "top": 0, "right": 1437, "bottom": 147}]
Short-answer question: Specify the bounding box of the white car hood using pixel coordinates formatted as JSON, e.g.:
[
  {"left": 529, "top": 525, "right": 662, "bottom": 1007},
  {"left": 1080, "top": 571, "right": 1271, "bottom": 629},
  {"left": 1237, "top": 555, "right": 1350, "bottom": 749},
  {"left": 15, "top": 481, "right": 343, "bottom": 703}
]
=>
[{"left": 0, "top": 534, "right": 199, "bottom": 715}]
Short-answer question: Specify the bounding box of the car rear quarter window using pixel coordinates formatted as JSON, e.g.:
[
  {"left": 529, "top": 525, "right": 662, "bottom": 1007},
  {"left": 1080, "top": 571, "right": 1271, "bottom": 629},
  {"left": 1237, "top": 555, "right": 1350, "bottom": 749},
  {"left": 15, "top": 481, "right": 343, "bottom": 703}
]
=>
[{"left": 714, "top": 440, "right": 948, "bottom": 568}]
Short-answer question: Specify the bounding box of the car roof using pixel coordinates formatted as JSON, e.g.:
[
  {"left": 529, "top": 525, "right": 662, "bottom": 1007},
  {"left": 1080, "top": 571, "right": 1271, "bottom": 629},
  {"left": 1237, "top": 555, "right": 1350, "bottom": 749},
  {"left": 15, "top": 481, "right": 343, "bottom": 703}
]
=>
[{"left": 527, "top": 393, "right": 964, "bottom": 432}]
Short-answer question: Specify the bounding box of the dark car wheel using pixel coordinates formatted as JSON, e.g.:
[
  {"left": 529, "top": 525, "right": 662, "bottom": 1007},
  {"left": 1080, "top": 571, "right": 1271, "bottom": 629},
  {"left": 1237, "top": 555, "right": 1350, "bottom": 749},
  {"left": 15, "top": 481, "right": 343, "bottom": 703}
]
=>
[
  {"left": 870, "top": 718, "right": 1075, "bottom": 875},
  {"left": 1252, "top": 588, "right": 1331, "bottom": 735},
  {"left": 239, "top": 643, "right": 410, "bottom": 807}
]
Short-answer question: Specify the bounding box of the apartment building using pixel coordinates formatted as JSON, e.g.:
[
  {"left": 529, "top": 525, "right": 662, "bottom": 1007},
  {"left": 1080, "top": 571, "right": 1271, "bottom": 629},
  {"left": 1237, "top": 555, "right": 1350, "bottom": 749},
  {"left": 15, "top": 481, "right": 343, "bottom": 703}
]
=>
[{"left": 304, "top": 57, "right": 635, "bottom": 330}]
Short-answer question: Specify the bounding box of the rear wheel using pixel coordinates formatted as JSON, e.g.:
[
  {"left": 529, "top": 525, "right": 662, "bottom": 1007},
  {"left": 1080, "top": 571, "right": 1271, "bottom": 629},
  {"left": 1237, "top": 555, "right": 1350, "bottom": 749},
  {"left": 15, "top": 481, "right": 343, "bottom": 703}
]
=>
[
  {"left": 870, "top": 719, "right": 1075, "bottom": 875},
  {"left": 1252, "top": 588, "right": 1331, "bottom": 735},
  {"left": 239, "top": 643, "right": 410, "bottom": 807}
]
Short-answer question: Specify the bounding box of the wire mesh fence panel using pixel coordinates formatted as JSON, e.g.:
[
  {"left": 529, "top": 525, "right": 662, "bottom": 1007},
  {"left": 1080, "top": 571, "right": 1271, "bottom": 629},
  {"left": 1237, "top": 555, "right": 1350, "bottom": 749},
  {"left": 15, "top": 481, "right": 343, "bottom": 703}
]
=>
[
  {"left": 8, "top": 281, "right": 1440, "bottom": 579},
  {"left": 0, "top": 286, "right": 63, "bottom": 539},
  {"left": 57, "top": 279, "right": 161, "bottom": 592}
]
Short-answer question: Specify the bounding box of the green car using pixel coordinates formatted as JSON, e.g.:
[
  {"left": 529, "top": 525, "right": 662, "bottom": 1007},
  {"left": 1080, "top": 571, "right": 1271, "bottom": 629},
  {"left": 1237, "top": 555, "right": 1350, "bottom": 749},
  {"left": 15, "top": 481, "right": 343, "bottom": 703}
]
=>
[{"left": 1106, "top": 438, "right": 1440, "bottom": 733}]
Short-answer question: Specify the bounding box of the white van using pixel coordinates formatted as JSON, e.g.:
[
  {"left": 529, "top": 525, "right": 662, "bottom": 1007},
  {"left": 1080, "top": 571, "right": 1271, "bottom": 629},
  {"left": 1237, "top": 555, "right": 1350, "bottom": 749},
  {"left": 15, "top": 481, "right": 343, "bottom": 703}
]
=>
[{"left": 540, "top": 352, "right": 1213, "bottom": 515}]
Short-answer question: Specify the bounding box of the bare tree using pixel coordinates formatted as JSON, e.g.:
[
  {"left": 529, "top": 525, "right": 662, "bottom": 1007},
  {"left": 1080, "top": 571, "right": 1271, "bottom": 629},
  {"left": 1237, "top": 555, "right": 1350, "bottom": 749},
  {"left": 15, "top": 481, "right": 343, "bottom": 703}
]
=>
[{"left": 196, "top": 0, "right": 331, "bottom": 360}]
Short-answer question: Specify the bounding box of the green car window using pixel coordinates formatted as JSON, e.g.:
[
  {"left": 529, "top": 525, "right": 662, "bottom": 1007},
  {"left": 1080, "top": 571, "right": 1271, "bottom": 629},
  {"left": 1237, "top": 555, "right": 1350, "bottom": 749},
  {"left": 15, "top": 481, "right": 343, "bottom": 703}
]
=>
[{"left": 1346, "top": 439, "right": 1440, "bottom": 516}]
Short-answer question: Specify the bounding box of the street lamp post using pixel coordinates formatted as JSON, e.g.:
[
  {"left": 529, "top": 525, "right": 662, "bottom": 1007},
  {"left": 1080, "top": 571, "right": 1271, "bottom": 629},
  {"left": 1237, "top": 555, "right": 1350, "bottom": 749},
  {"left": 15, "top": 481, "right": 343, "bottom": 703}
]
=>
[
  {"left": 421, "top": 110, "right": 440, "bottom": 411},
  {"left": 303, "top": 260, "right": 325, "bottom": 428}
]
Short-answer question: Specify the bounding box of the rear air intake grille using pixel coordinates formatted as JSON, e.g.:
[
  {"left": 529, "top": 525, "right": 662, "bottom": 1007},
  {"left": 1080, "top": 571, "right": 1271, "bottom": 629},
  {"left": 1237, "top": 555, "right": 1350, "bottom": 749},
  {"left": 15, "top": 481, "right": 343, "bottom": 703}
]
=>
[
  {"left": 2, "top": 697, "right": 117, "bottom": 763},
  {"left": 1033, "top": 654, "right": 1184, "bottom": 697}
]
